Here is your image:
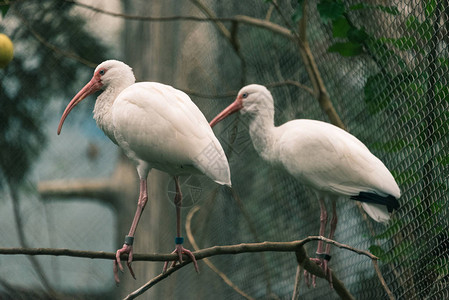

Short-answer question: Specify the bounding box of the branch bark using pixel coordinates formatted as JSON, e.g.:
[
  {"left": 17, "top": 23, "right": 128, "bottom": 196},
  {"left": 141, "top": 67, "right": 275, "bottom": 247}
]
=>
[
  {"left": 294, "top": 0, "right": 346, "bottom": 130},
  {"left": 123, "top": 236, "right": 365, "bottom": 300},
  {"left": 0, "top": 234, "right": 382, "bottom": 300},
  {"left": 0, "top": 236, "right": 376, "bottom": 300},
  {"left": 0, "top": 237, "right": 377, "bottom": 261}
]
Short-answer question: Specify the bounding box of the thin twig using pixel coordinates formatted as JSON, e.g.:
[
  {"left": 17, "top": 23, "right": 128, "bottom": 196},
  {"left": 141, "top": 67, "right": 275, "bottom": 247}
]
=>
[
  {"left": 65, "top": 0, "right": 293, "bottom": 39},
  {"left": 123, "top": 260, "right": 188, "bottom": 300},
  {"left": 64, "top": 0, "right": 331, "bottom": 119},
  {"left": 186, "top": 206, "right": 254, "bottom": 300},
  {"left": 189, "top": 0, "right": 231, "bottom": 40},
  {"left": 296, "top": 0, "right": 347, "bottom": 130},
  {"left": 292, "top": 264, "right": 302, "bottom": 300},
  {"left": 266, "top": 80, "right": 315, "bottom": 97},
  {"left": 13, "top": 8, "right": 97, "bottom": 67},
  {"left": 372, "top": 260, "right": 395, "bottom": 300},
  {"left": 180, "top": 80, "right": 314, "bottom": 100},
  {"left": 189, "top": 0, "right": 246, "bottom": 84}
]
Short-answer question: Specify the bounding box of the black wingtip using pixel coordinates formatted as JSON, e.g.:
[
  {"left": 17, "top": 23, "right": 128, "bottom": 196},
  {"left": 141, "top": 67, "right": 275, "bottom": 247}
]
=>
[{"left": 350, "top": 192, "right": 399, "bottom": 212}]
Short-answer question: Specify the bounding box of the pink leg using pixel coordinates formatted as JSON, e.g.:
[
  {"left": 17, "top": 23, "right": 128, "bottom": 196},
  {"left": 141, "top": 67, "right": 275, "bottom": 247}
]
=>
[
  {"left": 113, "top": 178, "right": 148, "bottom": 284},
  {"left": 305, "top": 198, "right": 328, "bottom": 287},
  {"left": 317, "top": 198, "right": 328, "bottom": 255},
  {"left": 162, "top": 176, "right": 199, "bottom": 273},
  {"left": 323, "top": 199, "right": 338, "bottom": 288}
]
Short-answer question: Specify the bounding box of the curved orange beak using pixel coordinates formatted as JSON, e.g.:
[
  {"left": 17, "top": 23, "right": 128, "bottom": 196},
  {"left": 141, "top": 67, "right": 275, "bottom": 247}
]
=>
[
  {"left": 57, "top": 77, "right": 102, "bottom": 135},
  {"left": 209, "top": 96, "right": 243, "bottom": 127}
]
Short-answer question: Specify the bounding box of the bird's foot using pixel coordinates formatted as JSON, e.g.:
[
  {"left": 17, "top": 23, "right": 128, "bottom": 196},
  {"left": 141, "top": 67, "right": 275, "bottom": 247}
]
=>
[
  {"left": 113, "top": 235, "right": 136, "bottom": 284},
  {"left": 162, "top": 242, "right": 199, "bottom": 274},
  {"left": 304, "top": 253, "right": 332, "bottom": 288}
]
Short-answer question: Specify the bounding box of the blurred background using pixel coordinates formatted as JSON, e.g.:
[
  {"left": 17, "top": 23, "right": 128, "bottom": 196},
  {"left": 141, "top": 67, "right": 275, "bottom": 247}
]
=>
[{"left": 0, "top": 0, "right": 448, "bottom": 299}]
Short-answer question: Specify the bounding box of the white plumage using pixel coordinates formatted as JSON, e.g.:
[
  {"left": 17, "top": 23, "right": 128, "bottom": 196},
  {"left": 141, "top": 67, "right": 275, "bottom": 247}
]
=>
[
  {"left": 58, "top": 60, "right": 230, "bottom": 283},
  {"left": 276, "top": 119, "right": 400, "bottom": 222},
  {"left": 111, "top": 82, "right": 230, "bottom": 184},
  {"left": 210, "top": 84, "right": 400, "bottom": 285}
]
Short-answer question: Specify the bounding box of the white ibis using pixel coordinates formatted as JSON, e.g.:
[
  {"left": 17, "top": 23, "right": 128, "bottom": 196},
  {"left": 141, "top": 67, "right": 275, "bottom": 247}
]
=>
[
  {"left": 57, "top": 60, "right": 231, "bottom": 283},
  {"left": 210, "top": 84, "right": 400, "bottom": 286}
]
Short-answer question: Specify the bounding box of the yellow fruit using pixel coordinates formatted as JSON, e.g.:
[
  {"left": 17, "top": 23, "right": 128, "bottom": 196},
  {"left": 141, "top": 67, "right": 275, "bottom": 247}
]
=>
[{"left": 0, "top": 33, "right": 14, "bottom": 68}]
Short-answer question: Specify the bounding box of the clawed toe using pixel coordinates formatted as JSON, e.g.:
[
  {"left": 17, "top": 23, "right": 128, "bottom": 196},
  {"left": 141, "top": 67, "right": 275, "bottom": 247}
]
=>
[
  {"left": 114, "top": 243, "right": 134, "bottom": 284},
  {"left": 162, "top": 244, "right": 199, "bottom": 273},
  {"left": 304, "top": 257, "right": 332, "bottom": 288}
]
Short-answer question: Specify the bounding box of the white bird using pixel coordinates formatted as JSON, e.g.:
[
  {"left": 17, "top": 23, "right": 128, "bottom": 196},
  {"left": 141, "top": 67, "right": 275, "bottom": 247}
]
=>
[
  {"left": 210, "top": 84, "right": 400, "bottom": 286},
  {"left": 58, "top": 60, "right": 231, "bottom": 283}
]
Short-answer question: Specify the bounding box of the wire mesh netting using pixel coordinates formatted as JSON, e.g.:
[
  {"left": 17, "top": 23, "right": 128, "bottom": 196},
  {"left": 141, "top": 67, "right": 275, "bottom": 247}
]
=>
[{"left": 0, "top": 0, "right": 448, "bottom": 299}]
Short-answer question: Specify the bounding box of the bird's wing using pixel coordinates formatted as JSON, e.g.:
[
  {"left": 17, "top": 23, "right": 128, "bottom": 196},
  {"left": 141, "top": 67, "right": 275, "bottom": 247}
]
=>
[
  {"left": 111, "top": 82, "right": 230, "bottom": 185},
  {"left": 276, "top": 120, "right": 400, "bottom": 198}
]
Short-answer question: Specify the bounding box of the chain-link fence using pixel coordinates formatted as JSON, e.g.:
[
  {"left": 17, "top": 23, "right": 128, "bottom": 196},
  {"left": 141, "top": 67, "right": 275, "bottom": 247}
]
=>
[{"left": 0, "top": 0, "right": 448, "bottom": 299}]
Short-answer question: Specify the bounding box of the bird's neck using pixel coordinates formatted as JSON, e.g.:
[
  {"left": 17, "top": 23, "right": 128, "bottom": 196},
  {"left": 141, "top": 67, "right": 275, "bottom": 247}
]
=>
[
  {"left": 93, "top": 83, "right": 131, "bottom": 143},
  {"left": 247, "top": 112, "right": 277, "bottom": 162}
]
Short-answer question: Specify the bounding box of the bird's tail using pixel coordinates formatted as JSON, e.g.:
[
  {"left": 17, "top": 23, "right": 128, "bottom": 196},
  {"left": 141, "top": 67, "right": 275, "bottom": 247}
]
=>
[{"left": 351, "top": 192, "right": 400, "bottom": 223}]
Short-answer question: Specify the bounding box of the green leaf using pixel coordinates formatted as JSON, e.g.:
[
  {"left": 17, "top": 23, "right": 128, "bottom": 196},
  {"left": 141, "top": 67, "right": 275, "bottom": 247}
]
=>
[
  {"left": 350, "top": 3, "right": 399, "bottom": 15},
  {"left": 317, "top": 0, "right": 344, "bottom": 23},
  {"left": 1, "top": 4, "right": 9, "bottom": 17},
  {"left": 369, "top": 245, "right": 385, "bottom": 259},
  {"left": 374, "top": 221, "right": 402, "bottom": 239},
  {"left": 378, "top": 5, "right": 400, "bottom": 15},
  {"left": 440, "top": 155, "right": 449, "bottom": 166},
  {"left": 405, "top": 16, "right": 433, "bottom": 43},
  {"left": 370, "top": 139, "right": 409, "bottom": 153},
  {"left": 368, "top": 39, "right": 407, "bottom": 70},
  {"left": 328, "top": 41, "right": 363, "bottom": 56},
  {"left": 364, "top": 73, "right": 393, "bottom": 113},
  {"left": 347, "top": 27, "right": 369, "bottom": 43},
  {"left": 332, "top": 17, "right": 350, "bottom": 37},
  {"left": 425, "top": 0, "right": 437, "bottom": 18}
]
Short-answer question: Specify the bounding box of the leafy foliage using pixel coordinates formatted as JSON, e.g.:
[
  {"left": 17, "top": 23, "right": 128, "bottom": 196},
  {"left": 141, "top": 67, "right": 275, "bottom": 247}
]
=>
[
  {"left": 0, "top": 2, "right": 9, "bottom": 17},
  {"left": 0, "top": 1, "right": 108, "bottom": 184},
  {"left": 287, "top": 0, "right": 449, "bottom": 296}
]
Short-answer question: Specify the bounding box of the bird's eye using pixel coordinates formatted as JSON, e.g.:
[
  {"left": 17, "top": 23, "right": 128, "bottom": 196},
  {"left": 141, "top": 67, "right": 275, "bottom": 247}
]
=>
[
  {"left": 99, "top": 69, "right": 105, "bottom": 75},
  {"left": 242, "top": 92, "right": 248, "bottom": 98}
]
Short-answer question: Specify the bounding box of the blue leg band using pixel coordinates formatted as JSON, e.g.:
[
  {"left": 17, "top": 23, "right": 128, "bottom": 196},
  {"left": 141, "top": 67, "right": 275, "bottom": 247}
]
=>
[
  {"left": 175, "top": 237, "right": 184, "bottom": 245},
  {"left": 124, "top": 235, "right": 134, "bottom": 246}
]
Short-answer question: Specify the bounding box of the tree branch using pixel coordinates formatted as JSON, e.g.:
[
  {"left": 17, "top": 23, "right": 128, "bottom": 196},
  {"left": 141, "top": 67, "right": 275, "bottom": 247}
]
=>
[
  {"left": 65, "top": 0, "right": 293, "bottom": 39},
  {"left": 292, "top": 262, "right": 302, "bottom": 300},
  {"left": 0, "top": 237, "right": 377, "bottom": 261},
  {"left": 124, "top": 236, "right": 364, "bottom": 300},
  {"left": 372, "top": 259, "right": 395, "bottom": 300},
  {"left": 294, "top": 247, "right": 355, "bottom": 300},
  {"left": 189, "top": 0, "right": 246, "bottom": 84},
  {"left": 0, "top": 237, "right": 378, "bottom": 300},
  {"left": 182, "top": 80, "right": 314, "bottom": 99},
  {"left": 189, "top": 0, "right": 231, "bottom": 40},
  {"left": 65, "top": 0, "right": 340, "bottom": 127},
  {"left": 295, "top": 0, "right": 346, "bottom": 130}
]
